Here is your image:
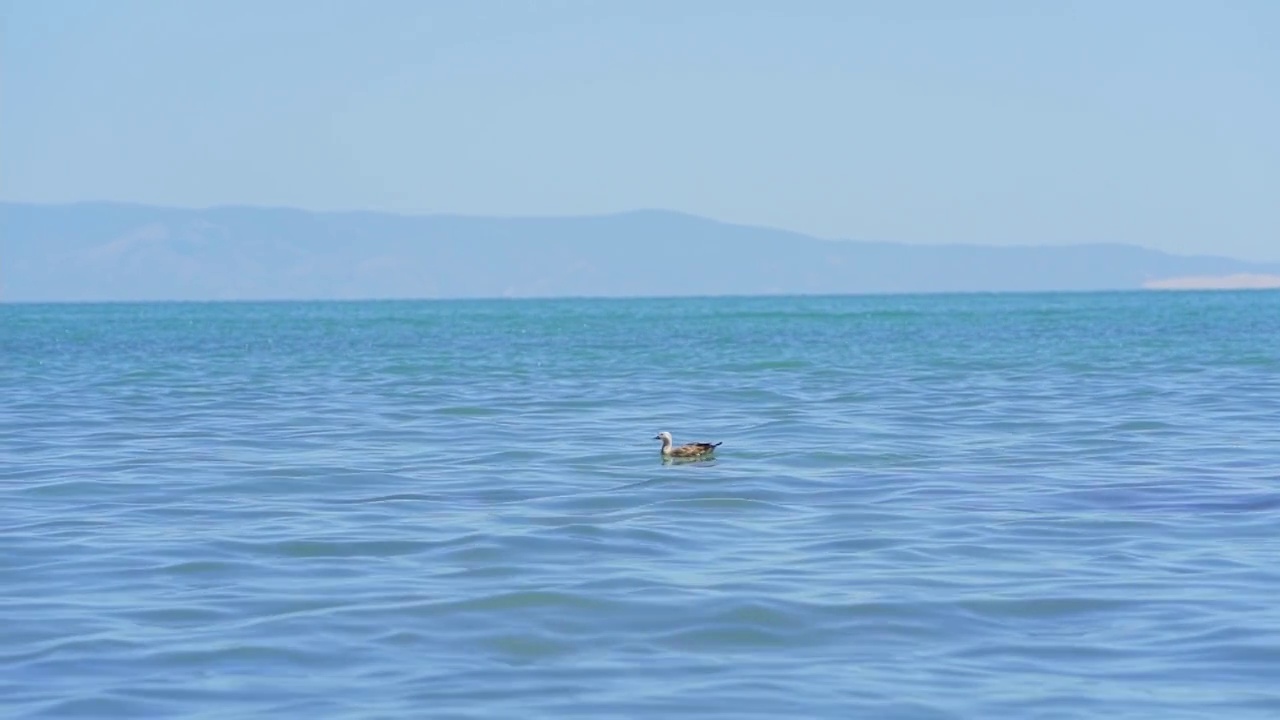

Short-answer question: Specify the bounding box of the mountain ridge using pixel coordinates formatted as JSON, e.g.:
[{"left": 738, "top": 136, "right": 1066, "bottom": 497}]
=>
[{"left": 3, "top": 201, "right": 1277, "bottom": 302}]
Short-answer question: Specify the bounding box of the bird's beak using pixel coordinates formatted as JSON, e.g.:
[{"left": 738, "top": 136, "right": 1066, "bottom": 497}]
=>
[{"left": 652, "top": 435, "right": 661, "bottom": 440}]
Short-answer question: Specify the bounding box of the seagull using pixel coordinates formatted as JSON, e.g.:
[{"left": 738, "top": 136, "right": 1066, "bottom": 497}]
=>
[{"left": 653, "top": 431, "right": 722, "bottom": 459}]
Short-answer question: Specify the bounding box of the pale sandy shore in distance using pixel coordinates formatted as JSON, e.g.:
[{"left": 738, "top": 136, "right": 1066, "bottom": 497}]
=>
[{"left": 1143, "top": 273, "right": 1280, "bottom": 290}]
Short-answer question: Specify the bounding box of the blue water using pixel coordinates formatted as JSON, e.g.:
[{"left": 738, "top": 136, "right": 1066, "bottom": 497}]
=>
[{"left": 3, "top": 291, "right": 1279, "bottom": 719}]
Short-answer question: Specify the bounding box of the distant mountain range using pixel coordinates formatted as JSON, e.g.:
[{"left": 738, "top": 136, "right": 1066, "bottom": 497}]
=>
[{"left": 3, "top": 201, "right": 1278, "bottom": 302}]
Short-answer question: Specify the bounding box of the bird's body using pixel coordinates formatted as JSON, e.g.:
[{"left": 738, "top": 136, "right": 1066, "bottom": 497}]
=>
[{"left": 653, "top": 431, "right": 721, "bottom": 459}]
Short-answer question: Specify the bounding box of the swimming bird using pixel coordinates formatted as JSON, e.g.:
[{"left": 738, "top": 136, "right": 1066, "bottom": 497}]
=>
[{"left": 653, "top": 431, "right": 722, "bottom": 459}]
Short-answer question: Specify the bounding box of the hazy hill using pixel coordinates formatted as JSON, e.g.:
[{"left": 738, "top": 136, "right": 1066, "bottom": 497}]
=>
[{"left": 2, "top": 202, "right": 1277, "bottom": 302}]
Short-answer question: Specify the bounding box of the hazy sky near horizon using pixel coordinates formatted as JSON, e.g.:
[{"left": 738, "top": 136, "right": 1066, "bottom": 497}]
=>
[{"left": 2, "top": 0, "right": 1277, "bottom": 260}]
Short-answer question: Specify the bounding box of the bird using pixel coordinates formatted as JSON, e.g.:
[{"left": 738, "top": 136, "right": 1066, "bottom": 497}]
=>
[{"left": 653, "top": 431, "right": 722, "bottom": 459}]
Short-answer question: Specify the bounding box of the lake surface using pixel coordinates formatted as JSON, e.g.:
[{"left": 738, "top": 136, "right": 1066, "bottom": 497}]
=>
[{"left": 3, "top": 291, "right": 1278, "bottom": 719}]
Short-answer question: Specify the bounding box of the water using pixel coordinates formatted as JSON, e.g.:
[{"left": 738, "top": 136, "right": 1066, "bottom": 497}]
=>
[{"left": 2, "top": 291, "right": 1278, "bottom": 719}]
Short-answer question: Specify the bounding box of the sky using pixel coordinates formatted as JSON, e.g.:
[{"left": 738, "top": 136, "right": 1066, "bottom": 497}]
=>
[{"left": 2, "top": 0, "right": 1277, "bottom": 260}]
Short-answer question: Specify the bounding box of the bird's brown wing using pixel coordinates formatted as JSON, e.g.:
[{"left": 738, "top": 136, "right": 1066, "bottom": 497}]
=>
[{"left": 671, "top": 442, "right": 721, "bottom": 457}]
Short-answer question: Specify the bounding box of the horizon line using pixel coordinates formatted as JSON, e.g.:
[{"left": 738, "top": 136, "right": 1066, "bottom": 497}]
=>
[{"left": 4, "top": 285, "right": 1279, "bottom": 307}]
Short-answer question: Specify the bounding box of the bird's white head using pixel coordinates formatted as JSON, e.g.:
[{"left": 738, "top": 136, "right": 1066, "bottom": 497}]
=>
[{"left": 653, "top": 431, "right": 672, "bottom": 445}]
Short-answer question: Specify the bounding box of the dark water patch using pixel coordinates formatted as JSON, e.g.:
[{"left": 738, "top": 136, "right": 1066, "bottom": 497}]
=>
[{"left": 329, "top": 492, "right": 450, "bottom": 504}]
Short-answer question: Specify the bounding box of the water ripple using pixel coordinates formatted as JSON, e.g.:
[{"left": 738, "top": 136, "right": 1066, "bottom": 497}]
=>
[{"left": 2, "top": 292, "right": 1279, "bottom": 718}]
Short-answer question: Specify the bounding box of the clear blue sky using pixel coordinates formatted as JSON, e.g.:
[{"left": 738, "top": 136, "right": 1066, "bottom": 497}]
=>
[{"left": 2, "top": 0, "right": 1276, "bottom": 260}]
